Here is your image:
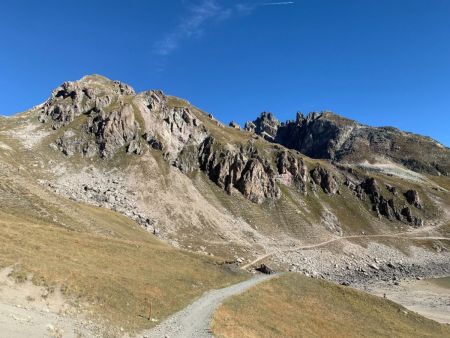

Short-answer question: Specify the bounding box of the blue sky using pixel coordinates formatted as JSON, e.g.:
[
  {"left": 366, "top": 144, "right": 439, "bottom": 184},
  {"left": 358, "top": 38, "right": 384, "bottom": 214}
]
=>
[{"left": 1, "top": 0, "right": 449, "bottom": 146}]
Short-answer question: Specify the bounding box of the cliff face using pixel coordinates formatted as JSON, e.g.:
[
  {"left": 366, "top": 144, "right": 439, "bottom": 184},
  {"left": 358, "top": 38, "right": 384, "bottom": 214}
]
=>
[
  {"left": 197, "top": 137, "right": 281, "bottom": 203},
  {"left": 40, "top": 75, "right": 141, "bottom": 158},
  {"left": 34, "top": 75, "right": 443, "bottom": 228},
  {"left": 245, "top": 112, "right": 450, "bottom": 176}
]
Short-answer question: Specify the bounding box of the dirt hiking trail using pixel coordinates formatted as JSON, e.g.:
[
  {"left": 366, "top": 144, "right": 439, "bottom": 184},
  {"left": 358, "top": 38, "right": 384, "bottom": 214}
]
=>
[{"left": 138, "top": 274, "right": 278, "bottom": 338}]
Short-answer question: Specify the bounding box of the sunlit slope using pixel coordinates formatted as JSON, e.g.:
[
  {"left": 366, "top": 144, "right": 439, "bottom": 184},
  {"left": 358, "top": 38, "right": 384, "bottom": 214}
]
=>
[
  {"left": 0, "top": 137, "right": 246, "bottom": 334},
  {"left": 212, "top": 273, "right": 450, "bottom": 338}
]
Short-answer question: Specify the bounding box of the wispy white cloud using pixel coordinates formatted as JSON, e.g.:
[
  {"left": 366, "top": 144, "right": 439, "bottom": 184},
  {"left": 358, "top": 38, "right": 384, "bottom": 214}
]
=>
[
  {"left": 235, "top": 1, "right": 295, "bottom": 15},
  {"left": 235, "top": 3, "right": 256, "bottom": 16},
  {"left": 154, "top": 0, "right": 229, "bottom": 56},
  {"left": 262, "top": 1, "right": 295, "bottom": 5},
  {"left": 154, "top": 1, "right": 295, "bottom": 58}
]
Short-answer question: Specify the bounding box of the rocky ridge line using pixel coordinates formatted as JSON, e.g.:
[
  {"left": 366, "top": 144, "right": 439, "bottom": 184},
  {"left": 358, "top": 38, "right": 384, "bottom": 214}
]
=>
[
  {"left": 37, "top": 75, "right": 425, "bottom": 226},
  {"left": 245, "top": 111, "right": 450, "bottom": 176}
]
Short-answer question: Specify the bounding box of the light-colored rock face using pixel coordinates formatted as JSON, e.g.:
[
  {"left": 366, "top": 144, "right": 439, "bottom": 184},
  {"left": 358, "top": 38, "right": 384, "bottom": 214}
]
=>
[
  {"left": 39, "top": 75, "right": 135, "bottom": 127},
  {"left": 134, "top": 91, "right": 209, "bottom": 163},
  {"left": 39, "top": 75, "right": 140, "bottom": 158},
  {"left": 160, "top": 107, "right": 208, "bottom": 159},
  {"left": 277, "top": 151, "right": 308, "bottom": 192},
  {"left": 236, "top": 158, "right": 280, "bottom": 203},
  {"left": 39, "top": 77, "right": 208, "bottom": 160},
  {"left": 88, "top": 104, "right": 140, "bottom": 158}
]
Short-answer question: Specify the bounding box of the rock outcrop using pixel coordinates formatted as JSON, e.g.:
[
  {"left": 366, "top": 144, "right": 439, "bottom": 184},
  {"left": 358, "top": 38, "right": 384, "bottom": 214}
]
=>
[
  {"left": 356, "top": 177, "right": 423, "bottom": 226},
  {"left": 39, "top": 75, "right": 141, "bottom": 158},
  {"left": 277, "top": 112, "right": 354, "bottom": 160},
  {"left": 137, "top": 91, "right": 209, "bottom": 164},
  {"left": 276, "top": 151, "right": 308, "bottom": 193},
  {"left": 244, "top": 112, "right": 280, "bottom": 141},
  {"left": 197, "top": 137, "right": 280, "bottom": 203},
  {"left": 87, "top": 104, "right": 141, "bottom": 158},
  {"left": 246, "top": 111, "right": 450, "bottom": 176},
  {"left": 310, "top": 166, "right": 339, "bottom": 195},
  {"left": 229, "top": 121, "right": 240, "bottom": 129},
  {"left": 404, "top": 189, "right": 423, "bottom": 209},
  {"left": 39, "top": 75, "right": 135, "bottom": 128}
]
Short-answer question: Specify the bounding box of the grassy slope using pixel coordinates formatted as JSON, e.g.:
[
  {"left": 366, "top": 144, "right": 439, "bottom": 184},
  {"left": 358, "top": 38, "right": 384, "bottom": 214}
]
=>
[
  {"left": 0, "top": 184, "right": 247, "bottom": 334},
  {"left": 0, "top": 119, "right": 247, "bottom": 334},
  {"left": 212, "top": 273, "right": 450, "bottom": 338}
]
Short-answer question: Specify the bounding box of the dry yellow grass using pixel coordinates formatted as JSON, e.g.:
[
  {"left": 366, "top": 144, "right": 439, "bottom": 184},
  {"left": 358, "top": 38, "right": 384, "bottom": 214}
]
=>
[
  {"left": 212, "top": 273, "right": 450, "bottom": 338},
  {"left": 0, "top": 172, "right": 247, "bottom": 335}
]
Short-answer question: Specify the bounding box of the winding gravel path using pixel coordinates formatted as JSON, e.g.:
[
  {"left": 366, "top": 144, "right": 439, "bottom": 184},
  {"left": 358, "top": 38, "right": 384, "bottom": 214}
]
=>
[{"left": 139, "top": 274, "right": 278, "bottom": 338}]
